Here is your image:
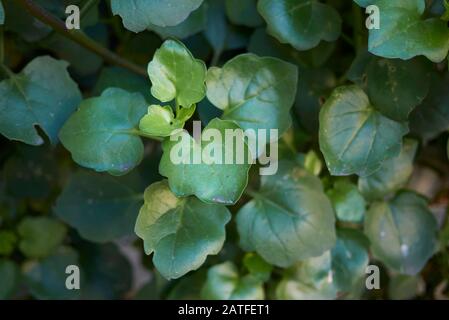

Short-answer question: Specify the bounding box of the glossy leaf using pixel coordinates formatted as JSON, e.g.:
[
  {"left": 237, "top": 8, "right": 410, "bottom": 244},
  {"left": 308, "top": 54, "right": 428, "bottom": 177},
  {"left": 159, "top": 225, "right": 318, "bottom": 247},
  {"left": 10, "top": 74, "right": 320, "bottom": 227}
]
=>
[
  {"left": 159, "top": 118, "right": 252, "bottom": 205},
  {"left": 366, "top": 58, "right": 431, "bottom": 121},
  {"left": 0, "top": 56, "right": 82, "bottom": 145},
  {"left": 364, "top": 191, "right": 438, "bottom": 275},
  {"left": 135, "top": 181, "right": 231, "bottom": 279},
  {"left": 319, "top": 85, "right": 408, "bottom": 177},
  {"left": 327, "top": 180, "right": 366, "bottom": 223},
  {"left": 258, "top": 0, "right": 341, "bottom": 51},
  {"left": 358, "top": 0, "right": 449, "bottom": 62},
  {"left": 59, "top": 88, "right": 147, "bottom": 175},
  {"left": 148, "top": 39, "right": 207, "bottom": 107},
  {"left": 18, "top": 217, "right": 67, "bottom": 259},
  {"left": 236, "top": 160, "right": 336, "bottom": 267},
  {"left": 201, "top": 262, "right": 264, "bottom": 300},
  {"left": 55, "top": 170, "right": 144, "bottom": 243},
  {"left": 206, "top": 53, "right": 297, "bottom": 139},
  {"left": 111, "top": 0, "right": 204, "bottom": 31},
  {"left": 358, "top": 139, "right": 418, "bottom": 201}
]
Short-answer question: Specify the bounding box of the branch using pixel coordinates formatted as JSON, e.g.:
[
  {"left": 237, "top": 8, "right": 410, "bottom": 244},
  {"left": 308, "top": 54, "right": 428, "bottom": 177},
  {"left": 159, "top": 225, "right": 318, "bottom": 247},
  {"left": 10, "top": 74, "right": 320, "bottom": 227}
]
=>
[{"left": 17, "top": 0, "right": 147, "bottom": 77}]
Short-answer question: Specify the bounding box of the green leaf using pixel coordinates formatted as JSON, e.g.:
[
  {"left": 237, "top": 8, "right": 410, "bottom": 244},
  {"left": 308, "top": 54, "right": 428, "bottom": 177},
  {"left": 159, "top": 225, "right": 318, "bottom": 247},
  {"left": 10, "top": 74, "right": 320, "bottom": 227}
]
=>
[
  {"left": 201, "top": 262, "right": 264, "bottom": 299},
  {"left": 410, "top": 74, "right": 449, "bottom": 142},
  {"left": 147, "top": 4, "right": 207, "bottom": 39},
  {"left": 331, "top": 229, "right": 369, "bottom": 292},
  {"left": 135, "top": 180, "right": 231, "bottom": 280},
  {"left": 275, "top": 252, "right": 337, "bottom": 300},
  {"left": 364, "top": 191, "right": 438, "bottom": 275},
  {"left": 319, "top": 85, "right": 408, "bottom": 177},
  {"left": 236, "top": 160, "right": 336, "bottom": 267},
  {"left": 388, "top": 274, "right": 424, "bottom": 300},
  {"left": 0, "top": 259, "right": 19, "bottom": 299},
  {"left": 206, "top": 53, "right": 298, "bottom": 140},
  {"left": 362, "top": 0, "right": 449, "bottom": 63},
  {"left": 148, "top": 39, "right": 207, "bottom": 107},
  {"left": 225, "top": 0, "right": 263, "bottom": 27},
  {"left": 59, "top": 88, "right": 147, "bottom": 175},
  {"left": 55, "top": 170, "right": 143, "bottom": 243},
  {"left": 111, "top": 0, "right": 204, "bottom": 31},
  {"left": 24, "top": 247, "right": 81, "bottom": 300},
  {"left": 139, "top": 105, "right": 184, "bottom": 137},
  {"left": 366, "top": 58, "right": 431, "bottom": 121},
  {"left": 159, "top": 118, "right": 252, "bottom": 205},
  {"left": 0, "top": 231, "right": 17, "bottom": 256},
  {"left": 18, "top": 217, "right": 67, "bottom": 259},
  {"left": 358, "top": 139, "right": 418, "bottom": 201},
  {"left": 327, "top": 180, "right": 366, "bottom": 223},
  {"left": 243, "top": 253, "right": 273, "bottom": 282},
  {"left": 0, "top": 56, "right": 82, "bottom": 145},
  {"left": 257, "top": 0, "right": 342, "bottom": 51}
]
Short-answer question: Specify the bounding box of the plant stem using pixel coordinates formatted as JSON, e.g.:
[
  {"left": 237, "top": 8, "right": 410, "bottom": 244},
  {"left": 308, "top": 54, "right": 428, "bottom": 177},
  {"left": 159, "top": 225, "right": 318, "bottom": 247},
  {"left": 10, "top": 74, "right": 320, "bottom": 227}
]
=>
[
  {"left": 16, "top": 0, "right": 147, "bottom": 77},
  {"left": 80, "top": 0, "right": 98, "bottom": 19}
]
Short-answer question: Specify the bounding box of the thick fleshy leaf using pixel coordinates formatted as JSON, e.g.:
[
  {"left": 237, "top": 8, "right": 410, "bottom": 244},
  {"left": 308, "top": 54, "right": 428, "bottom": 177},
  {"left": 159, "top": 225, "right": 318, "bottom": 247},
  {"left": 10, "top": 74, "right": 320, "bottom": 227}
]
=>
[
  {"left": 410, "top": 74, "right": 449, "bottom": 142},
  {"left": 0, "top": 259, "right": 19, "bottom": 299},
  {"left": 0, "top": 56, "right": 82, "bottom": 145},
  {"left": 147, "top": 39, "right": 207, "bottom": 107},
  {"left": 206, "top": 53, "right": 297, "bottom": 138},
  {"left": 201, "top": 262, "right": 264, "bottom": 300},
  {"left": 111, "top": 0, "right": 204, "bottom": 31},
  {"left": 357, "top": 0, "right": 449, "bottom": 62},
  {"left": 366, "top": 58, "right": 431, "bottom": 121},
  {"left": 55, "top": 170, "right": 143, "bottom": 243},
  {"left": 135, "top": 181, "right": 231, "bottom": 280},
  {"left": 364, "top": 191, "right": 438, "bottom": 275},
  {"left": 225, "top": 0, "right": 263, "bottom": 27},
  {"left": 327, "top": 180, "right": 366, "bottom": 223},
  {"left": 257, "top": 0, "right": 341, "bottom": 51},
  {"left": 59, "top": 88, "right": 147, "bottom": 175},
  {"left": 159, "top": 118, "right": 252, "bottom": 205},
  {"left": 319, "top": 85, "right": 408, "bottom": 177},
  {"left": 18, "top": 217, "right": 67, "bottom": 259},
  {"left": 358, "top": 139, "right": 418, "bottom": 201},
  {"left": 24, "top": 247, "right": 81, "bottom": 300},
  {"left": 147, "top": 4, "right": 206, "bottom": 39},
  {"left": 236, "top": 160, "right": 336, "bottom": 267}
]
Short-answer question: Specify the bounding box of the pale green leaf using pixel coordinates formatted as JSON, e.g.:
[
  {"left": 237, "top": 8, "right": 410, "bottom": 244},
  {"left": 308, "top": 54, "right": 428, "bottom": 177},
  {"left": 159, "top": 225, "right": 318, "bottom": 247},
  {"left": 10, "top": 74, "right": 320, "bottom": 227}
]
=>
[
  {"left": 139, "top": 105, "right": 183, "bottom": 137},
  {"left": 327, "top": 180, "right": 366, "bottom": 223}
]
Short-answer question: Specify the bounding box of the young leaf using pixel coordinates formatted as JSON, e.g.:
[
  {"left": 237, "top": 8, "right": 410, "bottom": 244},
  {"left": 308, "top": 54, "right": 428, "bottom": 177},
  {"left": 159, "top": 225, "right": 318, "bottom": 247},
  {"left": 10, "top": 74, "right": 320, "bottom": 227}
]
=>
[
  {"left": 55, "top": 170, "right": 144, "bottom": 243},
  {"left": 364, "top": 191, "right": 438, "bottom": 275},
  {"left": 243, "top": 253, "right": 273, "bottom": 282},
  {"left": 24, "top": 247, "right": 81, "bottom": 300},
  {"left": 257, "top": 0, "right": 342, "bottom": 51},
  {"left": 206, "top": 53, "right": 298, "bottom": 140},
  {"left": 0, "top": 56, "right": 82, "bottom": 145},
  {"left": 111, "top": 0, "right": 204, "bottom": 31},
  {"left": 359, "top": 0, "right": 449, "bottom": 63},
  {"left": 59, "top": 88, "right": 147, "bottom": 176},
  {"left": 366, "top": 58, "right": 431, "bottom": 121},
  {"left": 358, "top": 139, "right": 418, "bottom": 201},
  {"left": 148, "top": 39, "right": 207, "bottom": 107},
  {"left": 139, "top": 105, "right": 183, "bottom": 137},
  {"left": 18, "top": 217, "right": 67, "bottom": 259},
  {"left": 135, "top": 181, "right": 231, "bottom": 280},
  {"left": 319, "top": 85, "right": 408, "bottom": 177},
  {"left": 327, "top": 180, "right": 366, "bottom": 223},
  {"left": 201, "top": 262, "right": 264, "bottom": 300},
  {"left": 236, "top": 160, "right": 336, "bottom": 267},
  {"left": 159, "top": 118, "right": 252, "bottom": 205}
]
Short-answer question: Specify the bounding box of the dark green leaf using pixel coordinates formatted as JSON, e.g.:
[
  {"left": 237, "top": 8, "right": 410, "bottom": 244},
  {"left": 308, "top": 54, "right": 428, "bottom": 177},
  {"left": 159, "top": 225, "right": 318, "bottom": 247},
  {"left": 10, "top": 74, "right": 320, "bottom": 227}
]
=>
[{"left": 225, "top": 0, "right": 263, "bottom": 27}]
